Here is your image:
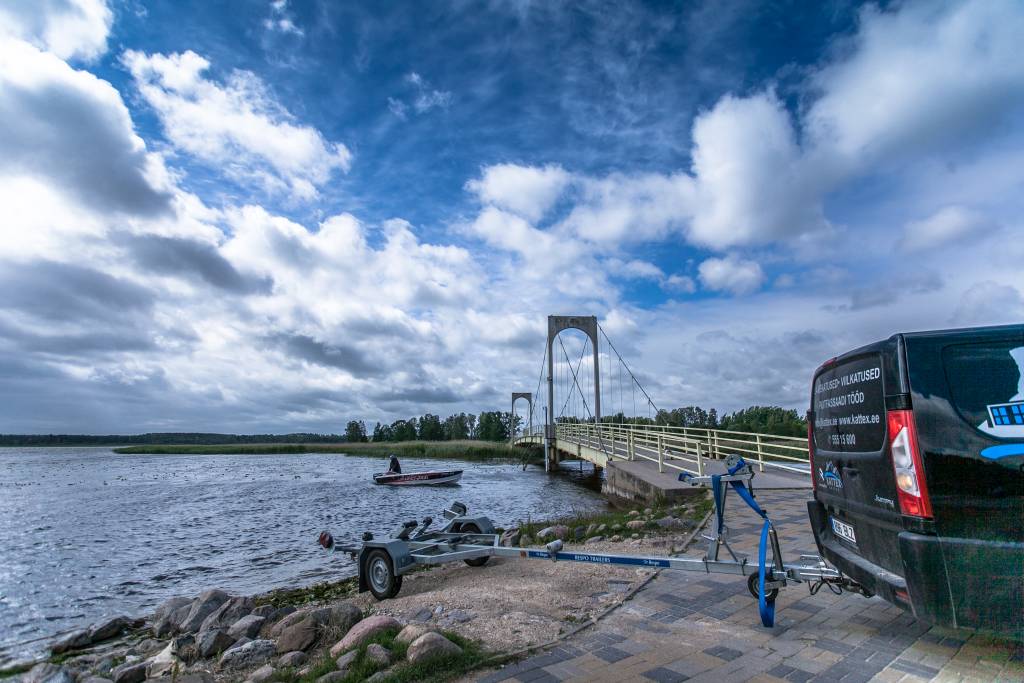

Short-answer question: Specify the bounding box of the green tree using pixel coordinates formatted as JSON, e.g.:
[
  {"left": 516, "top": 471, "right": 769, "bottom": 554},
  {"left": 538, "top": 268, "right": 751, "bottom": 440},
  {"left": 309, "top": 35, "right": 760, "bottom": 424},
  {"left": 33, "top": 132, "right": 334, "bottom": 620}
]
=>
[
  {"left": 476, "top": 411, "right": 509, "bottom": 441},
  {"left": 344, "top": 420, "right": 368, "bottom": 442},
  {"left": 418, "top": 413, "right": 444, "bottom": 440},
  {"left": 718, "top": 406, "right": 806, "bottom": 437}
]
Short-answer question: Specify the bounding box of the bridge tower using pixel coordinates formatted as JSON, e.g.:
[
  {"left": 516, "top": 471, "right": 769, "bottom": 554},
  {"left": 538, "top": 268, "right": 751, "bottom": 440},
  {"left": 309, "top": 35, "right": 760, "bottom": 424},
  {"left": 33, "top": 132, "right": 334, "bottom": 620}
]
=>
[
  {"left": 510, "top": 392, "right": 532, "bottom": 443},
  {"left": 547, "top": 315, "right": 601, "bottom": 471}
]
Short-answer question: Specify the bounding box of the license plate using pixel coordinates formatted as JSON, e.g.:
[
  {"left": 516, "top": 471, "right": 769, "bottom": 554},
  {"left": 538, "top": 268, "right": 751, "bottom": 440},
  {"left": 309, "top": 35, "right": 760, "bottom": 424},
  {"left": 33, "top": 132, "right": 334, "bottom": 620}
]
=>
[{"left": 831, "top": 516, "right": 857, "bottom": 545}]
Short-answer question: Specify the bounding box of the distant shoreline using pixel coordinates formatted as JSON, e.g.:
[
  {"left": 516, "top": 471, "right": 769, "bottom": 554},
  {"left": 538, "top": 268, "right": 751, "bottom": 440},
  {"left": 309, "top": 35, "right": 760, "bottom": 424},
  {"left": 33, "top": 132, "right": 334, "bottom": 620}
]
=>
[{"left": 112, "top": 439, "right": 542, "bottom": 462}]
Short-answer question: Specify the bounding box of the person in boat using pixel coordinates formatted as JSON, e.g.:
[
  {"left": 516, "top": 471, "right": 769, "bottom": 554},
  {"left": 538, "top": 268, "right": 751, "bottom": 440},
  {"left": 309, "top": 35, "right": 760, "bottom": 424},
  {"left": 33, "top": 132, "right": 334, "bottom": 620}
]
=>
[{"left": 387, "top": 454, "right": 402, "bottom": 474}]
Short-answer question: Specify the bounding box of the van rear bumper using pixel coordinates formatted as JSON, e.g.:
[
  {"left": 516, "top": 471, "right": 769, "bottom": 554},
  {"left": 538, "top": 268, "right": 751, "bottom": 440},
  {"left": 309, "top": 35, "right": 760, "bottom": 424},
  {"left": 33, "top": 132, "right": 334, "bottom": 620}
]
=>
[{"left": 807, "top": 500, "right": 1023, "bottom": 637}]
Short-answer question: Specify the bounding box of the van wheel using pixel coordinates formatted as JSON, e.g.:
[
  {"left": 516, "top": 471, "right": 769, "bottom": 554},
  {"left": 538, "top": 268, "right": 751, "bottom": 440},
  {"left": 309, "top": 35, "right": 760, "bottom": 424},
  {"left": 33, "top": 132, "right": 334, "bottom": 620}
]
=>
[
  {"left": 461, "top": 523, "right": 490, "bottom": 567},
  {"left": 747, "top": 572, "right": 779, "bottom": 601},
  {"left": 365, "top": 549, "right": 402, "bottom": 599}
]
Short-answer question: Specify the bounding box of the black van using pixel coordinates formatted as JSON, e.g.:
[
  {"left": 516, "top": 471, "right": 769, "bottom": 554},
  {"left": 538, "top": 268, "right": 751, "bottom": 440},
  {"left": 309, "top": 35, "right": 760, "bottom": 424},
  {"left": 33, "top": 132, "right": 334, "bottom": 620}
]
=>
[{"left": 806, "top": 324, "right": 1023, "bottom": 637}]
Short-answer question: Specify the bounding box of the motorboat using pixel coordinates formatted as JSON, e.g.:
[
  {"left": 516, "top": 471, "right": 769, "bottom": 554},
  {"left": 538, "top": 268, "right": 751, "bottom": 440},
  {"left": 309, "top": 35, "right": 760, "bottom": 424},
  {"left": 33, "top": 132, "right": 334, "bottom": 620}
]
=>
[{"left": 372, "top": 469, "right": 463, "bottom": 486}]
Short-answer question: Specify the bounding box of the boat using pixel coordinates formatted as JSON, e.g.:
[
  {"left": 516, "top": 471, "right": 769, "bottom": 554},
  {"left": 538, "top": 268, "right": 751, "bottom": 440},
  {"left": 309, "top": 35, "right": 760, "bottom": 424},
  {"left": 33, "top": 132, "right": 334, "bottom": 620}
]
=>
[{"left": 372, "top": 469, "right": 463, "bottom": 486}]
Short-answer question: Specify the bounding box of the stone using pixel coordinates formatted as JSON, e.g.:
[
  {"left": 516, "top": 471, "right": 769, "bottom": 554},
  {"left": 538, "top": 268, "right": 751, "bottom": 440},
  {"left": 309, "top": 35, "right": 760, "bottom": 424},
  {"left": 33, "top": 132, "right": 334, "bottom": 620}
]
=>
[
  {"left": 80, "top": 678, "right": 113, "bottom": 683},
  {"left": 153, "top": 596, "right": 191, "bottom": 624},
  {"left": 174, "top": 674, "right": 213, "bottom": 683},
  {"left": 625, "top": 520, "right": 645, "bottom": 530},
  {"left": 296, "top": 665, "right": 312, "bottom": 678},
  {"left": 631, "top": 534, "right": 641, "bottom": 540},
  {"left": 585, "top": 536, "right": 604, "bottom": 544},
  {"left": 246, "top": 664, "right": 275, "bottom": 683},
  {"left": 134, "top": 638, "right": 163, "bottom": 655},
  {"left": 519, "top": 535, "right": 532, "bottom": 545},
  {"left": 610, "top": 535, "right": 622, "bottom": 542},
  {"left": 110, "top": 661, "right": 147, "bottom": 683},
  {"left": 409, "top": 608, "right": 432, "bottom": 623},
  {"left": 90, "top": 615, "right": 133, "bottom": 643},
  {"left": 406, "top": 632, "right": 462, "bottom": 665},
  {"left": 612, "top": 524, "right": 623, "bottom": 531},
  {"left": 146, "top": 642, "right": 181, "bottom": 678},
  {"left": 267, "top": 605, "right": 296, "bottom": 624},
  {"left": 250, "top": 605, "right": 276, "bottom": 618},
  {"left": 275, "top": 615, "right": 319, "bottom": 653},
  {"left": 572, "top": 526, "right": 586, "bottom": 540},
  {"left": 586, "top": 523, "right": 598, "bottom": 535},
  {"left": 395, "top": 624, "right": 431, "bottom": 645},
  {"left": 217, "top": 639, "right": 276, "bottom": 669},
  {"left": 51, "top": 629, "right": 92, "bottom": 654},
  {"left": 169, "top": 633, "right": 198, "bottom": 663},
  {"left": 24, "top": 663, "right": 74, "bottom": 683},
  {"left": 597, "top": 523, "right": 608, "bottom": 534},
  {"left": 655, "top": 516, "right": 684, "bottom": 529},
  {"left": 268, "top": 610, "right": 307, "bottom": 638},
  {"left": 277, "top": 651, "right": 307, "bottom": 668},
  {"left": 628, "top": 510, "right": 640, "bottom": 517},
  {"left": 178, "top": 590, "right": 230, "bottom": 634},
  {"left": 536, "top": 526, "right": 557, "bottom": 540},
  {"left": 448, "top": 609, "right": 473, "bottom": 623},
  {"left": 329, "top": 615, "right": 401, "bottom": 655},
  {"left": 228, "top": 615, "right": 265, "bottom": 640},
  {"left": 364, "top": 643, "right": 391, "bottom": 666},
  {"left": 154, "top": 602, "right": 192, "bottom": 638},
  {"left": 95, "top": 656, "right": 116, "bottom": 674},
  {"left": 326, "top": 602, "right": 362, "bottom": 635},
  {"left": 643, "top": 507, "right": 653, "bottom": 514},
  {"left": 499, "top": 528, "right": 521, "bottom": 547},
  {"left": 316, "top": 673, "right": 346, "bottom": 683},
  {"left": 334, "top": 650, "right": 358, "bottom": 673},
  {"left": 198, "top": 596, "right": 253, "bottom": 633},
  {"left": 224, "top": 636, "right": 251, "bottom": 654},
  {"left": 196, "top": 628, "right": 235, "bottom": 658}
]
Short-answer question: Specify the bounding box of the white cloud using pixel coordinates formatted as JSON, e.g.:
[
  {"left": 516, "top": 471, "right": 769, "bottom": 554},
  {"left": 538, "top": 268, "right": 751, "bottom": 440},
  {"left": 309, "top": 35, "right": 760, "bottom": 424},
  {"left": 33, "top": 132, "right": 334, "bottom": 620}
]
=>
[
  {"left": 0, "top": 0, "right": 112, "bottom": 61},
  {"left": 263, "top": 0, "right": 303, "bottom": 36},
  {"left": 561, "top": 172, "right": 694, "bottom": 243},
  {"left": 406, "top": 72, "right": 452, "bottom": 113},
  {"left": 951, "top": 281, "right": 1024, "bottom": 326},
  {"left": 123, "top": 50, "right": 351, "bottom": 200},
  {"left": 698, "top": 255, "right": 764, "bottom": 295},
  {"left": 663, "top": 274, "right": 696, "bottom": 294},
  {"left": 901, "top": 205, "right": 992, "bottom": 251},
  {"left": 466, "top": 164, "right": 570, "bottom": 222}
]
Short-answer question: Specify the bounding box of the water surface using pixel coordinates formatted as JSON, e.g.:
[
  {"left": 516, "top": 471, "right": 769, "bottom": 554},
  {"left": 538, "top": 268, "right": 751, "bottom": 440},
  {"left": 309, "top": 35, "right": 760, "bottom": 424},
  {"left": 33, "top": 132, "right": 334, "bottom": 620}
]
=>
[{"left": 0, "top": 447, "right": 604, "bottom": 662}]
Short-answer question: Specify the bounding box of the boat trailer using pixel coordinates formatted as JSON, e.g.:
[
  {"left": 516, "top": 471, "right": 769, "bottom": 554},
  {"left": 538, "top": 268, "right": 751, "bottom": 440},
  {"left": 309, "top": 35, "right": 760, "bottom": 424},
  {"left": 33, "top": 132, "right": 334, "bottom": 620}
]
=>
[{"left": 317, "top": 456, "right": 867, "bottom": 627}]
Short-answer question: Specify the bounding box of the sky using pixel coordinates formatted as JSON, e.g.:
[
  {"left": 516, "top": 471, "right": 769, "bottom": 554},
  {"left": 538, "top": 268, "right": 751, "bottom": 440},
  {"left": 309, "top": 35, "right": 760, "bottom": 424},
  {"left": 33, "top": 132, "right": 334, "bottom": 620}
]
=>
[{"left": 1, "top": 0, "right": 1023, "bottom": 434}]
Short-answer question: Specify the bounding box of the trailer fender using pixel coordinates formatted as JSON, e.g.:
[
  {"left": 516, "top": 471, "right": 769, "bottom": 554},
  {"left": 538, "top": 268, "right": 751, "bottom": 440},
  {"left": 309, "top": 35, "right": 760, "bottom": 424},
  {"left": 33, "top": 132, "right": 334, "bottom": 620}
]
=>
[
  {"left": 357, "top": 540, "right": 417, "bottom": 594},
  {"left": 451, "top": 516, "right": 495, "bottom": 534}
]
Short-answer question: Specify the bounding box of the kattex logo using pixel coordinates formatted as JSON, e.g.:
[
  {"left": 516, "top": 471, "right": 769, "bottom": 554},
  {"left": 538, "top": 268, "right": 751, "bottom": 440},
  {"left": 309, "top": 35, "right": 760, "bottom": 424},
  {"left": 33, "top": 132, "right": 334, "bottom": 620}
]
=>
[{"left": 817, "top": 461, "right": 843, "bottom": 490}]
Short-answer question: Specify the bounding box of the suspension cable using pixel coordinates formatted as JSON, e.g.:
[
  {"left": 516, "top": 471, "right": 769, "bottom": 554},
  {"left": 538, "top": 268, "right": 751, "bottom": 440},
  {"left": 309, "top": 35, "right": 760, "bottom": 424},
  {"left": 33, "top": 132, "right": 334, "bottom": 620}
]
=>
[
  {"left": 558, "top": 335, "right": 593, "bottom": 420},
  {"left": 598, "top": 323, "right": 660, "bottom": 414}
]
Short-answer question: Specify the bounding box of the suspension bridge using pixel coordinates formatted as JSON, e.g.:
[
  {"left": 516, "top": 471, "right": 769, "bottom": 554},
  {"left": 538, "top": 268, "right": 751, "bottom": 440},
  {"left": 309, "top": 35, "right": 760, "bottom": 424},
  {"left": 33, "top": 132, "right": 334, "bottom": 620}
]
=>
[{"left": 510, "top": 315, "right": 812, "bottom": 505}]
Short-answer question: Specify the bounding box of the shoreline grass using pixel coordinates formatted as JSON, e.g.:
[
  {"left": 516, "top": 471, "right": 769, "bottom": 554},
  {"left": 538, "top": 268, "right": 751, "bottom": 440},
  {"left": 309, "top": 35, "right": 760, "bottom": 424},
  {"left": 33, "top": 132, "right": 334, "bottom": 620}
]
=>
[{"left": 113, "top": 440, "right": 542, "bottom": 463}]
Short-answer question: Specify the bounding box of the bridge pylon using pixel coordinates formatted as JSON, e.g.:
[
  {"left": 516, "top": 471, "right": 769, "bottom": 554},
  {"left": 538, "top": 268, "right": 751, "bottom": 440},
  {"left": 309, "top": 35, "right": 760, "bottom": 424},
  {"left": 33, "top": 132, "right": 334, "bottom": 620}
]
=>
[
  {"left": 511, "top": 392, "right": 532, "bottom": 444},
  {"left": 547, "top": 315, "right": 601, "bottom": 472}
]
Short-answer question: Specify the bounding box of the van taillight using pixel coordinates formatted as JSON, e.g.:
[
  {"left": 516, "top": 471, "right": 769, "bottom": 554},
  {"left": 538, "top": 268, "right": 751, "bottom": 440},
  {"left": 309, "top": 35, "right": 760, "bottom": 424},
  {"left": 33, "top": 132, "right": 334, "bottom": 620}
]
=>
[
  {"left": 807, "top": 418, "right": 817, "bottom": 491},
  {"left": 887, "top": 409, "right": 932, "bottom": 518}
]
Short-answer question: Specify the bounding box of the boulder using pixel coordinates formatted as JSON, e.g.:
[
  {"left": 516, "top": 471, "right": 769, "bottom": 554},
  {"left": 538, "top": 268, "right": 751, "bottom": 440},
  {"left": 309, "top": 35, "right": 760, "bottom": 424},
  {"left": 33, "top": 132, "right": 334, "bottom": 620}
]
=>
[
  {"left": 218, "top": 639, "right": 276, "bottom": 669},
  {"left": 23, "top": 663, "right": 74, "bottom": 683},
  {"left": 406, "top": 632, "right": 462, "bottom": 665},
  {"left": 365, "top": 643, "right": 391, "bottom": 666},
  {"left": 520, "top": 535, "right": 533, "bottom": 546},
  {"left": 198, "top": 596, "right": 253, "bottom": 632},
  {"left": 221, "top": 636, "right": 251, "bottom": 655},
  {"left": 88, "top": 616, "right": 132, "bottom": 643},
  {"left": 267, "top": 605, "right": 296, "bottom": 624},
  {"left": 134, "top": 638, "right": 163, "bottom": 655},
  {"left": 228, "top": 615, "right": 265, "bottom": 640},
  {"left": 169, "top": 633, "right": 198, "bottom": 663},
  {"left": 277, "top": 651, "right": 307, "bottom": 668},
  {"left": 51, "top": 629, "right": 92, "bottom": 654},
  {"left": 153, "top": 596, "right": 191, "bottom": 624},
  {"left": 572, "top": 526, "right": 586, "bottom": 540},
  {"left": 447, "top": 609, "right": 473, "bottom": 624},
  {"left": 246, "top": 664, "right": 275, "bottom": 683},
  {"left": 268, "top": 610, "right": 307, "bottom": 638},
  {"left": 395, "top": 624, "right": 431, "bottom": 645},
  {"left": 275, "top": 615, "right": 319, "bottom": 653},
  {"left": 628, "top": 510, "right": 640, "bottom": 517},
  {"left": 326, "top": 602, "right": 362, "bottom": 636},
  {"left": 334, "top": 650, "right": 358, "bottom": 674},
  {"left": 585, "top": 536, "right": 604, "bottom": 544},
  {"left": 179, "top": 590, "right": 231, "bottom": 634},
  {"left": 329, "top": 615, "right": 401, "bottom": 656},
  {"left": 499, "top": 528, "right": 521, "bottom": 547},
  {"left": 197, "top": 628, "right": 236, "bottom": 658},
  {"left": 154, "top": 602, "right": 192, "bottom": 638},
  {"left": 611, "top": 524, "right": 623, "bottom": 531},
  {"left": 110, "top": 661, "right": 147, "bottom": 683},
  {"left": 597, "top": 524, "right": 608, "bottom": 534},
  {"left": 80, "top": 678, "right": 113, "bottom": 683},
  {"left": 536, "top": 525, "right": 569, "bottom": 541},
  {"left": 316, "top": 673, "right": 346, "bottom": 683},
  {"left": 172, "top": 674, "right": 213, "bottom": 683},
  {"left": 250, "top": 604, "right": 276, "bottom": 618},
  {"left": 586, "top": 523, "right": 598, "bottom": 535},
  {"left": 146, "top": 642, "right": 181, "bottom": 678},
  {"left": 365, "top": 671, "right": 392, "bottom": 683},
  {"left": 625, "top": 520, "right": 645, "bottom": 530},
  {"left": 610, "top": 535, "right": 622, "bottom": 542},
  {"left": 643, "top": 507, "right": 653, "bottom": 514}
]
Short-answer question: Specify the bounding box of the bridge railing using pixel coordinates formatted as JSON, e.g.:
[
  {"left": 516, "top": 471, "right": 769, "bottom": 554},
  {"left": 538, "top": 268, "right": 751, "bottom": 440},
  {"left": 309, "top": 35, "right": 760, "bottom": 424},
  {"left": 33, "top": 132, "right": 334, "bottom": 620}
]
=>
[{"left": 553, "top": 422, "right": 809, "bottom": 475}]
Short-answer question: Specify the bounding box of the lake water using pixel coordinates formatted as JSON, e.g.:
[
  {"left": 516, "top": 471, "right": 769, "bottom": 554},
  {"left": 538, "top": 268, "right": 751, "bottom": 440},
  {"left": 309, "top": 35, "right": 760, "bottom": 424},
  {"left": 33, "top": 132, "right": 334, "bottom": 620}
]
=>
[{"left": 0, "top": 447, "right": 605, "bottom": 663}]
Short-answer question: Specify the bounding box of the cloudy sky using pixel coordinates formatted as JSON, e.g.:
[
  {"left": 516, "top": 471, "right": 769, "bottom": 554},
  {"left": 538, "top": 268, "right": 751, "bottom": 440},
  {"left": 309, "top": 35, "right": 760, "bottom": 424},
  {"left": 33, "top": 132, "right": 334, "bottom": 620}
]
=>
[{"left": 1, "top": 0, "right": 1022, "bottom": 434}]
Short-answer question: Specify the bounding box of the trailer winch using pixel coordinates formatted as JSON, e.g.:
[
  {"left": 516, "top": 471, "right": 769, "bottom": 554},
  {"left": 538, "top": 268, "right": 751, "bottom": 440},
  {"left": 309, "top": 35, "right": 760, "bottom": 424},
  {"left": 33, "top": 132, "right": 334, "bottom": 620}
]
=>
[{"left": 317, "top": 456, "right": 866, "bottom": 627}]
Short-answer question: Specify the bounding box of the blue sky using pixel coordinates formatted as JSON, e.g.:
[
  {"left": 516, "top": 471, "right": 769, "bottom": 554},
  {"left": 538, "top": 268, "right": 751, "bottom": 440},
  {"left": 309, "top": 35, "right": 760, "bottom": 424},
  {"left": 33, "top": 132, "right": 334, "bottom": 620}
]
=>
[{"left": 1, "top": 0, "right": 1022, "bottom": 433}]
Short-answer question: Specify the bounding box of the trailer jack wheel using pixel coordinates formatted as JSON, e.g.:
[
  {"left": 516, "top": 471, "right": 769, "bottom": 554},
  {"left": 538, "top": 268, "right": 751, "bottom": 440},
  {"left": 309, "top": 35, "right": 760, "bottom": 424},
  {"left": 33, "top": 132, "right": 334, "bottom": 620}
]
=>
[
  {"left": 461, "top": 523, "right": 490, "bottom": 567},
  {"left": 747, "top": 572, "right": 779, "bottom": 601},
  {"left": 365, "top": 549, "right": 402, "bottom": 600}
]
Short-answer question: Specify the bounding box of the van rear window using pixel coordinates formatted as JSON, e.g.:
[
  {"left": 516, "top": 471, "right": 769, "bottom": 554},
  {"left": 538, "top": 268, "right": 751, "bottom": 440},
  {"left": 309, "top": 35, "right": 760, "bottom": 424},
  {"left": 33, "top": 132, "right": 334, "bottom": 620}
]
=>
[
  {"left": 813, "top": 354, "right": 886, "bottom": 453},
  {"left": 942, "top": 343, "right": 1024, "bottom": 439}
]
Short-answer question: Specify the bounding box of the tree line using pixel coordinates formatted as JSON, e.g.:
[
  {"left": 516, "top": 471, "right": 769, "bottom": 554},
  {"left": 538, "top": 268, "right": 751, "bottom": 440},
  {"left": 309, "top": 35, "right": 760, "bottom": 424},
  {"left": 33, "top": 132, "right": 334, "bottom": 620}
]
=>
[
  {"left": 345, "top": 411, "right": 524, "bottom": 443},
  {"left": 0, "top": 433, "right": 344, "bottom": 447},
  {"left": 555, "top": 405, "right": 807, "bottom": 438}
]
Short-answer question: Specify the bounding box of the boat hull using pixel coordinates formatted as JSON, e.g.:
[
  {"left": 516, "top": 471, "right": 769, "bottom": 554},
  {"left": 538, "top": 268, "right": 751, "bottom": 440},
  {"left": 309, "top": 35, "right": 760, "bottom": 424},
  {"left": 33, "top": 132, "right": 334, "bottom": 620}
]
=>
[{"left": 372, "top": 470, "right": 463, "bottom": 486}]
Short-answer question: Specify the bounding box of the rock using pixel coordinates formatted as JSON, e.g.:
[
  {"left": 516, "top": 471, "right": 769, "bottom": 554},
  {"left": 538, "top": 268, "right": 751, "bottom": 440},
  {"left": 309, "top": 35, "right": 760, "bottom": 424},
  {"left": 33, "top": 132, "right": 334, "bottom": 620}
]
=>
[
  {"left": 110, "top": 661, "right": 146, "bottom": 683},
  {"left": 610, "top": 535, "right": 622, "bottom": 542},
  {"left": 628, "top": 510, "right": 640, "bottom": 517},
  {"left": 316, "top": 673, "right": 346, "bottom": 683},
  {"left": 572, "top": 526, "right": 586, "bottom": 540},
  {"left": 269, "top": 610, "right": 308, "bottom": 638},
  {"left": 406, "top": 632, "right": 462, "bottom": 665},
  {"left": 631, "top": 534, "right": 641, "bottom": 540},
  {"left": 296, "top": 665, "right": 312, "bottom": 678},
  {"left": 246, "top": 664, "right": 275, "bottom": 683},
  {"left": 612, "top": 524, "right": 623, "bottom": 531},
  {"left": 275, "top": 615, "right": 319, "bottom": 653},
  {"left": 250, "top": 605, "right": 276, "bottom": 618},
  {"left": 536, "top": 526, "right": 556, "bottom": 540},
  {"left": 499, "top": 528, "right": 521, "bottom": 547},
  {"left": 267, "top": 605, "right": 296, "bottom": 624},
  {"left": 650, "top": 538, "right": 667, "bottom": 548},
  {"left": 655, "top": 516, "right": 685, "bottom": 529},
  {"left": 409, "top": 608, "right": 432, "bottom": 623},
  {"left": 153, "top": 602, "right": 192, "bottom": 638},
  {"left": 80, "top": 678, "right": 113, "bottom": 683},
  {"left": 223, "top": 636, "right": 251, "bottom": 654},
  {"left": 169, "top": 634, "right": 198, "bottom": 663},
  {"left": 597, "top": 524, "right": 608, "bottom": 534},
  {"left": 95, "top": 656, "right": 116, "bottom": 674},
  {"left": 24, "top": 663, "right": 74, "bottom": 683},
  {"left": 277, "top": 651, "right": 307, "bottom": 668},
  {"left": 89, "top": 615, "right": 132, "bottom": 643},
  {"left": 585, "top": 536, "right": 604, "bottom": 544},
  {"left": 146, "top": 642, "right": 181, "bottom": 678},
  {"left": 585, "top": 523, "right": 598, "bottom": 535},
  {"left": 334, "top": 650, "right": 358, "bottom": 674},
  {"left": 196, "top": 628, "right": 235, "bottom": 658},
  {"left": 643, "top": 507, "right": 653, "bottom": 514},
  {"left": 329, "top": 615, "right": 401, "bottom": 655},
  {"left": 625, "top": 520, "right": 645, "bottom": 530},
  {"left": 52, "top": 629, "right": 92, "bottom": 654},
  {"left": 448, "top": 609, "right": 473, "bottom": 623},
  {"left": 134, "top": 638, "right": 163, "bottom": 655},
  {"left": 153, "top": 596, "right": 191, "bottom": 624},
  {"left": 395, "top": 624, "right": 431, "bottom": 645},
  {"left": 432, "top": 605, "right": 444, "bottom": 617},
  {"left": 520, "top": 535, "right": 533, "bottom": 545},
  {"left": 178, "top": 590, "right": 230, "bottom": 634},
  {"left": 218, "top": 639, "right": 276, "bottom": 669},
  {"left": 365, "top": 643, "right": 391, "bottom": 666},
  {"left": 326, "top": 602, "right": 362, "bottom": 636},
  {"left": 198, "top": 596, "right": 253, "bottom": 633},
  {"left": 366, "top": 671, "right": 392, "bottom": 682},
  {"left": 174, "top": 674, "right": 213, "bottom": 683},
  {"left": 228, "top": 615, "right": 265, "bottom": 640}
]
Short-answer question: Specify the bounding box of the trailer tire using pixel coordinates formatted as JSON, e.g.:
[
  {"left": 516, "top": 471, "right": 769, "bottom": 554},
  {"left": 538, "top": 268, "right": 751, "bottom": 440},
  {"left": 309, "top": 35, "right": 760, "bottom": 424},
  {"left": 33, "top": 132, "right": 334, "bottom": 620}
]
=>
[
  {"left": 747, "top": 572, "right": 779, "bottom": 602},
  {"left": 365, "top": 549, "right": 402, "bottom": 599},
  {"left": 461, "top": 523, "right": 490, "bottom": 567}
]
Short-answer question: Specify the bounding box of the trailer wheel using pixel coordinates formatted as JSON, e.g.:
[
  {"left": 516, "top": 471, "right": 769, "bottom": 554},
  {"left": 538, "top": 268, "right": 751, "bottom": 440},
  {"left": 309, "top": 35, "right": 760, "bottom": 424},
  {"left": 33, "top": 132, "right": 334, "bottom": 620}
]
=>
[
  {"left": 365, "top": 549, "right": 402, "bottom": 599},
  {"left": 461, "top": 523, "right": 490, "bottom": 567},
  {"left": 747, "top": 572, "right": 779, "bottom": 601}
]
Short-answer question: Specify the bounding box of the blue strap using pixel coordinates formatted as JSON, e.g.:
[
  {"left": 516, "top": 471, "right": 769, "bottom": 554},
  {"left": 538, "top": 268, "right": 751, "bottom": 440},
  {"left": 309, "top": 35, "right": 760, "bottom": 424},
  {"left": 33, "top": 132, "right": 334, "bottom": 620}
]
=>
[{"left": 758, "top": 519, "right": 775, "bottom": 627}]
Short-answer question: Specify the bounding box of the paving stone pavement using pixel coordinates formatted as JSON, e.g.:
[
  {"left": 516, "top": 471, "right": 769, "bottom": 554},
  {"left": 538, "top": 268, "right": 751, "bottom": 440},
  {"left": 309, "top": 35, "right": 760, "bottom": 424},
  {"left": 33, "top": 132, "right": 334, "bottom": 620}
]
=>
[{"left": 475, "top": 489, "right": 1023, "bottom": 683}]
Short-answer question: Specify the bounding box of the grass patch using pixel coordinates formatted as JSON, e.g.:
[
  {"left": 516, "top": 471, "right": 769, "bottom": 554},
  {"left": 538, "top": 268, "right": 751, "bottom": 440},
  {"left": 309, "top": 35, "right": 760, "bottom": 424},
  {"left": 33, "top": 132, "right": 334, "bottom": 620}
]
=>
[
  {"left": 113, "top": 440, "right": 543, "bottom": 464},
  {"left": 254, "top": 577, "right": 360, "bottom": 609},
  {"left": 271, "top": 628, "right": 488, "bottom": 683}
]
